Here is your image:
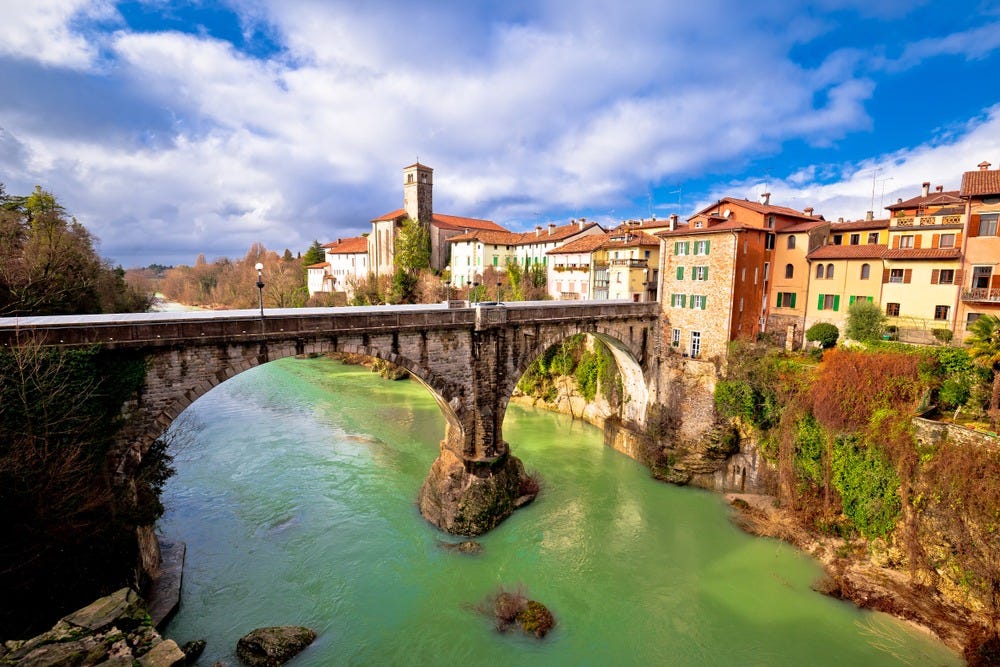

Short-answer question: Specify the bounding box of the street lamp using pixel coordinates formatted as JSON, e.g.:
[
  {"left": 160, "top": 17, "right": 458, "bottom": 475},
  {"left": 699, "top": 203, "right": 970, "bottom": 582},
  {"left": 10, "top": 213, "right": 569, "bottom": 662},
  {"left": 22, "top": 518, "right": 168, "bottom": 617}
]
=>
[
  {"left": 472, "top": 281, "right": 479, "bottom": 304},
  {"left": 496, "top": 281, "right": 502, "bottom": 303},
  {"left": 254, "top": 262, "right": 265, "bottom": 318},
  {"left": 445, "top": 280, "right": 451, "bottom": 303}
]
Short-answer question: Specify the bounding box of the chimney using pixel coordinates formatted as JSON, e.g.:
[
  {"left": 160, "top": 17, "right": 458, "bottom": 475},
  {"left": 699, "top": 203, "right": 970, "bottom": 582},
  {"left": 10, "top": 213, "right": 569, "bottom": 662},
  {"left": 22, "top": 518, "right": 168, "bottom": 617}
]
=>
[
  {"left": 935, "top": 185, "right": 943, "bottom": 192},
  {"left": 979, "top": 161, "right": 992, "bottom": 171},
  {"left": 897, "top": 198, "right": 903, "bottom": 204},
  {"left": 760, "top": 192, "right": 771, "bottom": 205},
  {"left": 921, "top": 181, "right": 930, "bottom": 197},
  {"left": 837, "top": 217, "right": 844, "bottom": 223},
  {"left": 804, "top": 207, "right": 814, "bottom": 216},
  {"left": 669, "top": 214, "right": 678, "bottom": 231},
  {"left": 865, "top": 210, "right": 873, "bottom": 221},
  {"left": 548, "top": 223, "right": 556, "bottom": 235},
  {"left": 577, "top": 219, "right": 585, "bottom": 230},
  {"left": 535, "top": 225, "right": 542, "bottom": 237}
]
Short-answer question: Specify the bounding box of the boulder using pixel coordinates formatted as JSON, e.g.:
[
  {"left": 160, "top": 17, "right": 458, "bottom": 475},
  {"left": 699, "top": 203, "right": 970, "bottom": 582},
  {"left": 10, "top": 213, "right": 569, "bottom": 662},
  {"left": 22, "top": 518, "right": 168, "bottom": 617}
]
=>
[
  {"left": 236, "top": 626, "right": 317, "bottom": 666},
  {"left": 136, "top": 639, "right": 186, "bottom": 667},
  {"left": 181, "top": 639, "right": 207, "bottom": 661},
  {"left": 63, "top": 588, "right": 148, "bottom": 633}
]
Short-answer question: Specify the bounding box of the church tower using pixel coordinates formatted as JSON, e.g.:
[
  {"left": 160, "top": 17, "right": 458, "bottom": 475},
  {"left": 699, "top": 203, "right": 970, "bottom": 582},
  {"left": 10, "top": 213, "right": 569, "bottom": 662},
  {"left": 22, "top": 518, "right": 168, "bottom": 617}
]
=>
[{"left": 403, "top": 163, "right": 433, "bottom": 224}]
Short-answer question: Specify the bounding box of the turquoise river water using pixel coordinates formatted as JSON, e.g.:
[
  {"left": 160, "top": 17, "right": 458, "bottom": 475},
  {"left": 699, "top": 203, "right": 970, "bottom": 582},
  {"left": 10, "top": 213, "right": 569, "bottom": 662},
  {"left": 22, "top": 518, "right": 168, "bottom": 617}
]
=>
[{"left": 158, "top": 357, "right": 961, "bottom": 666}]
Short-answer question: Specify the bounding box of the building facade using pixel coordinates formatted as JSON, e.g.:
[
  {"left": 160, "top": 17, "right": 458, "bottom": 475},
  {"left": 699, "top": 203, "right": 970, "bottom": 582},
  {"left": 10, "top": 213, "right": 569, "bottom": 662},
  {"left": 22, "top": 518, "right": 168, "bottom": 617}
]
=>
[{"left": 957, "top": 161, "right": 1000, "bottom": 337}]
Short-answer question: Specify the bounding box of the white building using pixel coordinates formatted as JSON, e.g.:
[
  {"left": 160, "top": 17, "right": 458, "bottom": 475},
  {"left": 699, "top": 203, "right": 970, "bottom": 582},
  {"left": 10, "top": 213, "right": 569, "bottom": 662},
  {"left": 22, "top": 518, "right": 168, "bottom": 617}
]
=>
[
  {"left": 446, "top": 230, "right": 522, "bottom": 287},
  {"left": 545, "top": 232, "right": 609, "bottom": 300},
  {"left": 307, "top": 236, "right": 370, "bottom": 298}
]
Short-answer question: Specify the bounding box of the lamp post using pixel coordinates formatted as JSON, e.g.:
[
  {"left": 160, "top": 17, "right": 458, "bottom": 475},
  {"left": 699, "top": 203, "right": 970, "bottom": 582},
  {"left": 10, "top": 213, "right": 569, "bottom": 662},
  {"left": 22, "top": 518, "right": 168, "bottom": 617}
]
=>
[
  {"left": 445, "top": 280, "right": 451, "bottom": 303},
  {"left": 254, "top": 262, "right": 265, "bottom": 318},
  {"left": 472, "top": 281, "right": 479, "bottom": 304},
  {"left": 495, "top": 281, "right": 502, "bottom": 303}
]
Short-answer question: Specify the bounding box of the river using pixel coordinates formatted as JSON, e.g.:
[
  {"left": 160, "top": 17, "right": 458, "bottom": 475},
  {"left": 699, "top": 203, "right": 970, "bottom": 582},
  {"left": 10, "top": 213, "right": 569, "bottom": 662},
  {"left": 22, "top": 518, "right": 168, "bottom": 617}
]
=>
[{"left": 158, "top": 357, "right": 961, "bottom": 666}]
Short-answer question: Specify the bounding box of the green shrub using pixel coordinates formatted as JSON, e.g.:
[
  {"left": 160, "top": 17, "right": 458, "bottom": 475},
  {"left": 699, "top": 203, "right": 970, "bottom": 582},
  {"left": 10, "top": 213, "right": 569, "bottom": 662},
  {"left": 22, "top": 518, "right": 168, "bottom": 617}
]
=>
[
  {"left": 806, "top": 323, "right": 840, "bottom": 349},
  {"left": 931, "top": 328, "right": 953, "bottom": 343},
  {"left": 846, "top": 300, "right": 885, "bottom": 342},
  {"left": 831, "top": 436, "right": 901, "bottom": 540}
]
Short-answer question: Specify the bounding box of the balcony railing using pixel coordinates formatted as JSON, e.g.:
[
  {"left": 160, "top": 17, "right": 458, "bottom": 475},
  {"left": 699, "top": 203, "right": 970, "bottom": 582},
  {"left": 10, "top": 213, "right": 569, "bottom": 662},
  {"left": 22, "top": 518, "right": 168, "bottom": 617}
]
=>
[
  {"left": 892, "top": 214, "right": 964, "bottom": 228},
  {"left": 962, "top": 288, "right": 1000, "bottom": 303},
  {"left": 609, "top": 258, "right": 648, "bottom": 268}
]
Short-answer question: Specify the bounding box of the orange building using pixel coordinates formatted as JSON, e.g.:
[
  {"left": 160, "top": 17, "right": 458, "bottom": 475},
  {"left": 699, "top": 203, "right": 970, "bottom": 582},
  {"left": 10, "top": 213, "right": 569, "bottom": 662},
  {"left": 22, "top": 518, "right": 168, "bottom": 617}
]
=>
[
  {"left": 769, "top": 219, "right": 829, "bottom": 347},
  {"left": 957, "top": 160, "right": 1000, "bottom": 337},
  {"left": 658, "top": 195, "right": 822, "bottom": 360}
]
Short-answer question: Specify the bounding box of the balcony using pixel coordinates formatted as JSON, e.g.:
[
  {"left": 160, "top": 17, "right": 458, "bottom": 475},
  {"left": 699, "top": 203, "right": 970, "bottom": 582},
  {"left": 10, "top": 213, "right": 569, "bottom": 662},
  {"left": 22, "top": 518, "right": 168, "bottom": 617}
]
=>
[
  {"left": 962, "top": 288, "right": 1000, "bottom": 303},
  {"left": 892, "top": 214, "right": 964, "bottom": 228},
  {"left": 609, "top": 258, "right": 648, "bottom": 268}
]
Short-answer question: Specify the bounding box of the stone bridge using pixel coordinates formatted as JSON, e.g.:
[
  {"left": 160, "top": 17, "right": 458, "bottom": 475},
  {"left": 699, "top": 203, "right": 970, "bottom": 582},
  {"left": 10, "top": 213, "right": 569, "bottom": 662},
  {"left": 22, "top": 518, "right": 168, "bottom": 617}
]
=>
[{"left": 0, "top": 300, "right": 661, "bottom": 534}]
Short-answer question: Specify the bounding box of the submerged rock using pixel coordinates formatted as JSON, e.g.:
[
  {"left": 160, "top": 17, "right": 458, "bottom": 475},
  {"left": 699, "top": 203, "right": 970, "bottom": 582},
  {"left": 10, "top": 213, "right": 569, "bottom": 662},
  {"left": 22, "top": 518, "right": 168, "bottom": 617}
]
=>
[
  {"left": 517, "top": 600, "right": 555, "bottom": 638},
  {"left": 438, "top": 540, "right": 483, "bottom": 554},
  {"left": 236, "top": 626, "right": 317, "bottom": 666}
]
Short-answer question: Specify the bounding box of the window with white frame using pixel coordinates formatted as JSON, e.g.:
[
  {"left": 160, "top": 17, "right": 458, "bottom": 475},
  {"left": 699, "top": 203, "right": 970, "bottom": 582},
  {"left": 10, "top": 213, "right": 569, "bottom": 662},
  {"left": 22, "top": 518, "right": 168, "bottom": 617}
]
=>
[
  {"left": 672, "top": 328, "right": 680, "bottom": 347},
  {"left": 690, "top": 331, "right": 702, "bottom": 358}
]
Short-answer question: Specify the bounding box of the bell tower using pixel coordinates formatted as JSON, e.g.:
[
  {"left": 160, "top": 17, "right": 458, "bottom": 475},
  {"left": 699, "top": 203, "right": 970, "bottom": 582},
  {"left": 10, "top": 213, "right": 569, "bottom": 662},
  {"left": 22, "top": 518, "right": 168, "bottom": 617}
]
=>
[{"left": 403, "top": 162, "right": 433, "bottom": 224}]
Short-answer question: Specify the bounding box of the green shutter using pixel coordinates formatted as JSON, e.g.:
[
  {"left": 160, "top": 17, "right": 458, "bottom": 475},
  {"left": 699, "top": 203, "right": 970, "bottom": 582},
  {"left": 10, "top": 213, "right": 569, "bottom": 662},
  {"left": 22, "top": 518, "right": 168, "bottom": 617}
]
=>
[
  {"left": 818, "top": 294, "right": 824, "bottom": 310},
  {"left": 684, "top": 241, "right": 690, "bottom": 254},
  {"left": 701, "top": 296, "right": 707, "bottom": 310},
  {"left": 705, "top": 240, "right": 711, "bottom": 254},
  {"left": 681, "top": 294, "right": 687, "bottom": 308},
  {"left": 790, "top": 293, "right": 797, "bottom": 308},
  {"left": 676, "top": 266, "right": 684, "bottom": 280},
  {"left": 674, "top": 241, "right": 680, "bottom": 255},
  {"left": 704, "top": 266, "right": 709, "bottom": 281},
  {"left": 849, "top": 295, "right": 856, "bottom": 305},
  {"left": 867, "top": 296, "right": 873, "bottom": 303},
  {"left": 776, "top": 293, "right": 783, "bottom": 308},
  {"left": 833, "top": 295, "right": 840, "bottom": 312}
]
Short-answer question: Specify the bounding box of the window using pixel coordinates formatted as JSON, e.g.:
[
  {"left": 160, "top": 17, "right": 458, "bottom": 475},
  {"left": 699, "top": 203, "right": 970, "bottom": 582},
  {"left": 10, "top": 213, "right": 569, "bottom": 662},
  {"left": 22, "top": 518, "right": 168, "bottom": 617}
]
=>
[
  {"left": 833, "top": 234, "right": 843, "bottom": 245},
  {"left": 973, "top": 266, "right": 993, "bottom": 289},
  {"left": 850, "top": 233, "right": 860, "bottom": 245},
  {"left": 889, "top": 269, "right": 904, "bottom": 283},
  {"left": 787, "top": 236, "right": 796, "bottom": 250},
  {"left": 675, "top": 266, "right": 685, "bottom": 280},
  {"left": 826, "top": 263, "right": 834, "bottom": 279},
  {"left": 743, "top": 239, "right": 748, "bottom": 254},
  {"left": 939, "top": 233, "right": 956, "bottom": 248},
  {"left": 935, "top": 269, "right": 955, "bottom": 284},
  {"left": 739, "top": 297, "right": 744, "bottom": 312},
  {"left": 645, "top": 250, "right": 651, "bottom": 259},
  {"left": 741, "top": 267, "right": 746, "bottom": 281},
  {"left": 817, "top": 294, "right": 839, "bottom": 311},
  {"left": 867, "top": 232, "right": 880, "bottom": 244},
  {"left": 671, "top": 293, "right": 686, "bottom": 308},
  {"left": 934, "top": 305, "right": 950, "bottom": 321},
  {"left": 765, "top": 233, "right": 775, "bottom": 250},
  {"left": 776, "top": 292, "right": 797, "bottom": 308},
  {"left": 785, "top": 263, "right": 794, "bottom": 279},
  {"left": 674, "top": 241, "right": 688, "bottom": 256},
  {"left": 848, "top": 295, "right": 873, "bottom": 305},
  {"left": 694, "top": 266, "right": 708, "bottom": 281},
  {"left": 694, "top": 240, "right": 710, "bottom": 255},
  {"left": 691, "top": 294, "right": 706, "bottom": 309},
  {"left": 886, "top": 302, "right": 900, "bottom": 316},
  {"left": 672, "top": 328, "right": 681, "bottom": 347},
  {"left": 763, "top": 262, "right": 770, "bottom": 281},
  {"left": 978, "top": 213, "right": 999, "bottom": 236},
  {"left": 899, "top": 235, "right": 915, "bottom": 248},
  {"left": 967, "top": 312, "right": 982, "bottom": 327},
  {"left": 690, "top": 331, "right": 702, "bottom": 358},
  {"left": 816, "top": 264, "right": 825, "bottom": 279},
  {"left": 493, "top": 256, "right": 498, "bottom": 266},
  {"left": 860, "top": 263, "right": 870, "bottom": 280},
  {"left": 767, "top": 215, "right": 776, "bottom": 229}
]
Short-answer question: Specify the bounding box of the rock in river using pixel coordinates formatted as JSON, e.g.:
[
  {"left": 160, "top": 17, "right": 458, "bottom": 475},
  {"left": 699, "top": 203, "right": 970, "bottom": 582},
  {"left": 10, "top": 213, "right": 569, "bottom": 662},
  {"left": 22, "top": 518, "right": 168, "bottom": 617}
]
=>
[{"left": 236, "top": 626, "right": 317, "bottom": 666}]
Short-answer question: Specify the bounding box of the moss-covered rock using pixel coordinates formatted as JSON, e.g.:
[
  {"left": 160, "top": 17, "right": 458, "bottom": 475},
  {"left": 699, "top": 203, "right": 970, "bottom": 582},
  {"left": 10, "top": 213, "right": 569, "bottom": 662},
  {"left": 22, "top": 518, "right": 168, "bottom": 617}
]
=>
[
  {"left": 235, "top": 626, "right": 317, "bottom": 667},
  {"left": 517, "top": 600, "right": 555, "bottom": 638}
]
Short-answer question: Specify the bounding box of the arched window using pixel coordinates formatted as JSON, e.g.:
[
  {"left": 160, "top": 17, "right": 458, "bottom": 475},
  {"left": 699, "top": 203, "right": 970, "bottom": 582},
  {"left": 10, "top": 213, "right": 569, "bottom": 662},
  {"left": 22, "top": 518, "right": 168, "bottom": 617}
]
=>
[
  {"left": 816, "top": 264, "right": 825, "bottom": 279},
  {"left": 860, "top": 263, "right": 870, "bottom": 280},
  {"left": 785, "top": 263, "right": 794, "bottom": 279},
  {"left": 826, "top": 263, "right": 834, "bottom": 279},
  {"left": 787, "top": 235, "right": 796, "bottom": 250}
]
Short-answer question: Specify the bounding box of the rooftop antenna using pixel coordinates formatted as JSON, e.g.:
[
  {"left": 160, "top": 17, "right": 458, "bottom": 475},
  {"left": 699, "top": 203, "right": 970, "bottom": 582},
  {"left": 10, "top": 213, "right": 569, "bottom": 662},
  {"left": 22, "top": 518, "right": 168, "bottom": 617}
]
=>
[
  {"left": 869, "top": 167, "right": 882, "bottom": 213},
  {"left": 669, "top": 187, "right": 682, "bottom": 210},
  {"left": 878, "top": 176, "right": 894, "bottom": 211}
]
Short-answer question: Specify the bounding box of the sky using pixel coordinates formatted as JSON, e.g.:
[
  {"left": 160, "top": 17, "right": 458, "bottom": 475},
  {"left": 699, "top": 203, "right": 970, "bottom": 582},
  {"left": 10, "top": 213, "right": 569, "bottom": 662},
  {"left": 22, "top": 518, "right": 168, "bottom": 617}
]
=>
[{"left": 1, "top": 0, "right": 999, "bottom": 268}]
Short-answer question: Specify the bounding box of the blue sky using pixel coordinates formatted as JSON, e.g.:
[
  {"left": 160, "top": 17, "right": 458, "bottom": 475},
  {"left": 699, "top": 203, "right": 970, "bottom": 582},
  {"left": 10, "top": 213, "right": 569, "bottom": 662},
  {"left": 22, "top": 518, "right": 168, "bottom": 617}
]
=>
[{"left": 1, "top": 0, "right": 999, "bottom": 267}]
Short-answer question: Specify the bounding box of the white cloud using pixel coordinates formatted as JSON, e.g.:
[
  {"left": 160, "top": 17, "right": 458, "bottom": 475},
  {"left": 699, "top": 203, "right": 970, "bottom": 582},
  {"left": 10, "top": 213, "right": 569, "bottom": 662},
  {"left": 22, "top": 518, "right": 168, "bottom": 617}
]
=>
[{"left": 0, "top": 0, "right": 117, "bottom": 69}]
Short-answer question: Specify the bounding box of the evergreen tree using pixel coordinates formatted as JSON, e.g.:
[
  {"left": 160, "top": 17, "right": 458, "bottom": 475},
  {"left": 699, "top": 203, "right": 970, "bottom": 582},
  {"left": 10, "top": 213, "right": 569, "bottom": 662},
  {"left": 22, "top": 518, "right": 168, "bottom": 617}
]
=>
[{"left": 301, "top": 240, "right": 325, "bottom": 266}]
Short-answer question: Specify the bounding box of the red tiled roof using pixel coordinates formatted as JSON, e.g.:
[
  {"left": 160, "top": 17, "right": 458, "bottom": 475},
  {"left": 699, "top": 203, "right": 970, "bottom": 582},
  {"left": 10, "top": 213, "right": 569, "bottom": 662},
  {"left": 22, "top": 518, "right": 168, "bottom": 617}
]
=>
[
  {"left": 828, "top": 219, "right": 890, "bottom": 231},
  {"left": 657, "top": 221, "right": 758, "bottom": 236},
  {"left": 432, "top": 214, "right": 507, "bottom": 232},
  {"left": 961, "top": 168, "right": 1000, "bottom": 198},
  {"left": 807, "top": 244, "right": 887, "bottom": 260},
  {"left": 600, "top": 230, "right": 660, "bottom": 249},
  {"left": 883, "top": 248, "right": 962, "bottom": 260},
  {"left": 446, "top": 229, "right": 523, "bottom": 245},
  {"left": 371, "top": 208, "right": 406, "bottom": 222},
  {"left": 404, "top": 162, "right": 432, "bottom": 170},
  {"left": 547, "top": 232, "right": 610, "bottom": 254},
  {"left": 885, "top": 190, "right": 961, "bottom": 210},
  {"left": 306, "top": 262, "right": 330, "bottom": 269},
  {"left": 693, "top": 197, "right": 823, "bottom": 221},
  {"left": 324, "top": 236, "right": 369, "bottom": 254},
  {"left": 516, "top": 221, "right": 602, "bottom": 245}
]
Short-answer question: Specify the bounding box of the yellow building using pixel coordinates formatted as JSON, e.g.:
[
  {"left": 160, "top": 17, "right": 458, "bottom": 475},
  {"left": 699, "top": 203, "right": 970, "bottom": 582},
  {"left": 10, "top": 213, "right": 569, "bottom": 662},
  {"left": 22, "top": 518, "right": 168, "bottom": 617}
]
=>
[
  {"left": 881, "top": 183, "right": 964, "bottom": 342},
  {"left": 957, "top": 160, "right": 1000, "bottom": 337},
  {"left": 594, "top": 224, "right": 660, "bottom": 302}
]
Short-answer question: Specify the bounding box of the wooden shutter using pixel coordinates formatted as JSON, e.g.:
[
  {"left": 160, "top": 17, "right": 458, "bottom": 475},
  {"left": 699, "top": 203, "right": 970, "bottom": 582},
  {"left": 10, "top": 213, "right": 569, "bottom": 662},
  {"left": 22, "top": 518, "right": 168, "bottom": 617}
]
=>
[
  {"left": 955, "top": 232, "right": 963, "bottom": 247},
  {"left": 833, "top": 295, "right": 840, "bottom": 312},
  {"left": 914, "top": 235, "right": 922, "bottom": 249},
  {"left": 705, "top": 240, "right": 711, "bottom": 254},
  {"left": 903, "top": 268, "right": 912, "bottom": 284},
  {"left": 680, "top": 294, "right": 687, "bottom": 308},
  {"left": 849, "top": 295, "right": 856, "bottom": 305},
  {"left": 892, "top": 236, "right": 900, "bottom": 249},
  {"left": 955, "top": 269, "right": 964, "bottom": 286},
  {"left": 673, "top": 242, "right": 679, "bottom": 255},
  {"left": 818, "top": 294, "right": 825, "bottom": 310},
  {"left": 969, "top": 215, "right": 980, "bottom": 238},
  {"left": 790, "top": 293, "right": 797, "bottom": 309},
  {"left": 704, "top": 266, "right": 709, "bottom": 280},
  {"left": 701, "top": 296, "right": 707, "bottom": 310},
  {"left": 867, "top": 296, "right": 873, "bottom": 303},
  {"left": 931, "top": 234, "right": 940, "bottom": 249},
  {"left": 882, "top": 269, "right": 890, "bottom": 283},
  {"left": 931, "top": 269, "right": 940, "bottom": 284},
  {"left": 992, "top": 275, "right": 1000, "bottom": 289},
  {"left": 684, "top": 241, "right": 691, "bottom": 254},
  {"left": 676, "top": 266, "right": 684, "bottom": 280}
]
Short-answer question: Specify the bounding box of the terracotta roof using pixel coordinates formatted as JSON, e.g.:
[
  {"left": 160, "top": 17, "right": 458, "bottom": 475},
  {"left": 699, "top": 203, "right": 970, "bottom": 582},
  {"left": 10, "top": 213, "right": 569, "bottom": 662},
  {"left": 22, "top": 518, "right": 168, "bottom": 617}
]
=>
[
  {"left": 694, "top": 197, "right": 823, "bottom": 221},
  {"left": 547, "top": 232, "right": 610, "bottom": 254},
  {"left": 807, "top": 244, "right": 887, "bottom": 260},
  {"left": 600, "top": 230, "right": 660, "bottom": 249},
  {"left": 828, "top": 219, "right": 890, "bottom": 231},
  {"left": 658, "top": 221, "right": 759, "bottom": 236},
  {"left": 324, "top": 236, "right": 369, "bottom": 254},
  {"left": 883, "top": 248, "right": 962, "bottom": 260},
  {"left": 447, "top": 229, "right": 523, "bottom": 245},
  {"left": 432, "top": 214, "right": 507, "bottom": 232},
  {"left": 371, "top": 208, "right": 406, "bottom": 222},
  {"left": 404, "top": 162, "right": 432, "bottom": 170},
  {"left": 779, "top": 220, "right": 828, "bottom": 234},
  {"left": 961, "top": 168, "right": 1000, "bottom": 198},
  {"left": 306, "top": 262, "right": 330, "bottom": 269},
  {"left": 516, "top": 221, "right": 603, "bottom": 245},
  {"left": 885, "top": 190, "right": 961, "bottom": 210}
]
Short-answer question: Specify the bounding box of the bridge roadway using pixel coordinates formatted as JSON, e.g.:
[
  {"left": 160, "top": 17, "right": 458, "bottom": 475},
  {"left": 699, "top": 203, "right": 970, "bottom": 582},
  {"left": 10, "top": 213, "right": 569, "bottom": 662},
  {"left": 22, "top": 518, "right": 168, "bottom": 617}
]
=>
[{"left": 0, "top": 299, "right": 662, "bottom": 535}]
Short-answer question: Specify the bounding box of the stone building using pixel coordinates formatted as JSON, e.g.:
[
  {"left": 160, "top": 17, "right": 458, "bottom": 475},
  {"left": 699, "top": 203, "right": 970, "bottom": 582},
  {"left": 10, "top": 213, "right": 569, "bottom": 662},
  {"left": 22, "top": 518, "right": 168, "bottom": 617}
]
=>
[{"left": 957, "top": 160, "right": 1000, "bottom": 337}]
